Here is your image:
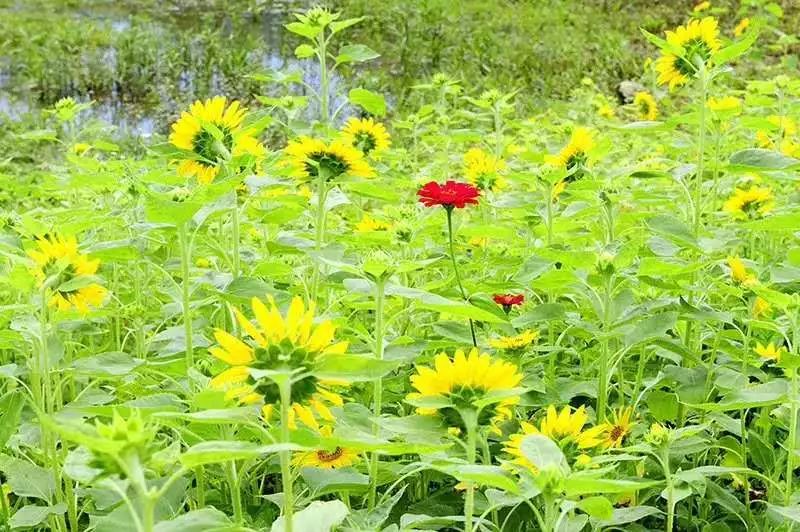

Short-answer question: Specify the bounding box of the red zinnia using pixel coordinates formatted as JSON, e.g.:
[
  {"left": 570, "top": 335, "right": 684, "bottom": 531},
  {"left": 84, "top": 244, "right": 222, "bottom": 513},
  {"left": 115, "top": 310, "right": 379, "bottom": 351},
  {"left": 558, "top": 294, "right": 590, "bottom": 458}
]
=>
[
  {"left": 417, "top": 180, "right": 480, "bottom": 209},
  {"left": 493, "top": 293, "right": 524, "bottom": 310}
]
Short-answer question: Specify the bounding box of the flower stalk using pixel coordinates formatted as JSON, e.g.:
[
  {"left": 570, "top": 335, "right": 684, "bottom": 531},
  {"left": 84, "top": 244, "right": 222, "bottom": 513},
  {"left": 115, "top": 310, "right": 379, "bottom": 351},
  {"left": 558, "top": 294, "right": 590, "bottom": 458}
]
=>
[{"left": 446, "top": 207, "right": 477, "bottom": 347}]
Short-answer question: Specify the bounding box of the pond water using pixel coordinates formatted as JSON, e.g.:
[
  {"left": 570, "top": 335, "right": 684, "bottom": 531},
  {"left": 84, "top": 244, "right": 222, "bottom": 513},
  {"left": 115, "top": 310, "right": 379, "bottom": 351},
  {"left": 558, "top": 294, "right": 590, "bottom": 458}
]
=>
[{"left": 0, "top": 0, "right": 360, "bottom": 138}]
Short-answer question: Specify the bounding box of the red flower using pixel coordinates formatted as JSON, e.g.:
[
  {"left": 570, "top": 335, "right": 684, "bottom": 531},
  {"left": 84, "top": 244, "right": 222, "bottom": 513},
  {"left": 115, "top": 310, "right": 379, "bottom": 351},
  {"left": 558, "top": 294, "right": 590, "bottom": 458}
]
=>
[
  {"left": 493, "top": 293, "right": 524, "bottom": 310},
  {"left": 417, "top": 180, "right": 480, "bottom": 209}
]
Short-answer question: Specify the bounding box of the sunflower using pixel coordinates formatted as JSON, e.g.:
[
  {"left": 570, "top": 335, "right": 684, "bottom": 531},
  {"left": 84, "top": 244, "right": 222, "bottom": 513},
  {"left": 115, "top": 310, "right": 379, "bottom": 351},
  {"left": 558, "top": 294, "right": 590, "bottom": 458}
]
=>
[
  {"left": 489, "top": 330, "right": 539, "bottom": 351},
  {"left": 733, "top": 18, "right": 750, "bottom": 37},
  {"left": 755, "top": 342, "right": 784, "bottom": 362},
  {"left": 752, "top": 296, "right": 770, "bottom": 319},
  {"left": 28, "top": 235, "right": 107, "bottom": 313},
  {"left": 341, "top": 117, "right": 391, "bottom": 156},
  {"left": 597, "top": 103, "right": 616, "bottom": 119},
  {"left": 170, "top": 96, "right": 266, "bottom": 184},
  {"left": 208, "top": 295, "right": 348, "bottom": 429},
  {"left": 727, "top": 256, "right": 758, "bottom": 287},
  {"left": 407, "top": 348, "right": 523, "bottom": 433},
  {"left": 600, "top": 406, "right": 634, "bottom": 448},
  {"left": 503, "top": 405, "right": 605, "bottom": 473},
  {"left": 633, "top": 92, "right": 659, "bottom": 121},
  {"left": 354, "top": 215, "right": 391, "bottom": 233},
  {"left": 655, "top": 17, "right": 721, "bottom": 89},
  {"left": 722, "top": 187, "right": 774, "bottom": 219},
  {"left": 463, "top": 147, "right": 507, "bottom": 192},
  {"left": 292, "top": 426, "right": 359, "bottom": 469},
  {"left": 283, "top": 136, "right": 375, "bottom": 181},
  {"left": 707, "top": 96, "right": 742, "bottom": 113},
  {"left": 545, "top": 127, "right": 594, "bottom": 178}
]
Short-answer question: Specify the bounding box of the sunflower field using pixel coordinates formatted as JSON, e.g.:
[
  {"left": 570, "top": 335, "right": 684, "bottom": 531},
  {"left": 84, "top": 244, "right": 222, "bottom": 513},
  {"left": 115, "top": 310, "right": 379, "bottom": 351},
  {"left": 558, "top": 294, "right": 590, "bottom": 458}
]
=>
[{"left": 2, "top": 1, "right": 800, "bottom": 531}]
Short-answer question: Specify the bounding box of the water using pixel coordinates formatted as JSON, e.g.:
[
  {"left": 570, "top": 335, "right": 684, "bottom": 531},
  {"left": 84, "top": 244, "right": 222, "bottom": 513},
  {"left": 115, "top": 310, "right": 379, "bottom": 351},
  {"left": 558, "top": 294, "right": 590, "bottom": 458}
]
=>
[{"left": 0, "top": 0, "right": 354, "bottom": 138}]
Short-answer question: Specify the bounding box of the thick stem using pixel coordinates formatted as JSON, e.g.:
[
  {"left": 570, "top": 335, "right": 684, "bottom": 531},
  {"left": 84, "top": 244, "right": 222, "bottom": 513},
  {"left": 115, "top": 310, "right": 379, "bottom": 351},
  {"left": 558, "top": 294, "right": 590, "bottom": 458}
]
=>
[
  {"left": 664, "top": 450, "right": 675, "bottom": 531},
  {"left": 142, "top": 494, "right": 155, "bottom": 532},
  {"left": 278, "top": 378, "right": 295, "bottom": 532},
  {"left": 597, "top": 276, "right": 612, "bottom": 422},
  {"left": 368, "top": 280, "right": 386, "bottom": 509},
  {"left": 310, "top": 171, "right": 330, "bottom": 302},
  {"left": 226, "top": 461, "right": 244, "bottom": 523},
  {"left": 178, "top": 224, "right": 194, "bottom": 368},
  {"left": 446, "top": 208, "right": 477, "bottom": 347}
]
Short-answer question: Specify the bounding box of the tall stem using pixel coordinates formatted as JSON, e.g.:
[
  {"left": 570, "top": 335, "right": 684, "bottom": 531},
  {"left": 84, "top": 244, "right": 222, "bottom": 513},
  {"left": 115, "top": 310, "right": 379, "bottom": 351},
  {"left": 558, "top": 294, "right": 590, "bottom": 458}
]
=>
[
  {"left": 178, "top": 224, "right": 194, "bottom": 368},
  {"left": 463, "top": 417, "right": 478, "bottom": 532},
  {"left": 663, "top": 450, "right": 675, "bottom": 531},
  {"left": 225, "top": 461, "right": 244, "bottom": 523},
  {"left": 596, "top": 275, "right": 612, "bottom": 422},
  {"left": 693, "top": 67, "right": 709, "bottom": 236},
  {"left": 318, "top": 32, "right": 329, "bottom": 127},
  {"left": 231, "top": 205, "right": 241, "bottom": 278},
  {"left": 310, "top": 171, "right": 330, "bottom": 302},
  {"left": 445, "top": 208, "right": 477, "bottom": 347},
  {"left": 786, "top": 367, "right": 798, "bottom": 505},
  {"left": 368, "top": 280, "right": 386, "bottom": 509},
  {"left": 278, "top": 377, "right": 295, "bottom": 532}
]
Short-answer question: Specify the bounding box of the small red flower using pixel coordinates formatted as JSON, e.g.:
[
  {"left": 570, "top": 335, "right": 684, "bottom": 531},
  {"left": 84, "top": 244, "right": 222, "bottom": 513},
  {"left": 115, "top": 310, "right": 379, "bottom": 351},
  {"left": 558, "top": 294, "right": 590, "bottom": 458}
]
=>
[
  {"left": 417, "top": 180, "right": 480, "bottom": 209},
  {"left": 493, "top": 293, "right": 524, "bottom": 312}
]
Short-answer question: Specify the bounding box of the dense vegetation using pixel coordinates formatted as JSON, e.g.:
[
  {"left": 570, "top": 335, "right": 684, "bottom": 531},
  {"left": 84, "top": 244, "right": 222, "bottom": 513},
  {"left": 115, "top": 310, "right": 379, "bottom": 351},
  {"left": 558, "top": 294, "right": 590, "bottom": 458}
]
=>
[{"left": 1, "top": 1, "right": 800, "bottom": 531}]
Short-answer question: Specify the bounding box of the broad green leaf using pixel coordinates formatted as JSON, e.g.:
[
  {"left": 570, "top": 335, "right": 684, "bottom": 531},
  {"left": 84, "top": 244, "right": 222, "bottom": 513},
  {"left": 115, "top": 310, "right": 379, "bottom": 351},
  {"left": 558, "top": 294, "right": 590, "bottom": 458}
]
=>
[
  {"left": 10, "top": 504, "right": 66, "bottom": 528},
  {"left": 0, "top": 391, "right": 25, "bottom": 449},
  {"left": 564, "top": 474, "right": 659, "bottom": 496},
  {"left": 336, "top": 44, "right": 380, "bottom": 65},
  {"left": 0, "top": 454, "right": 55, "bottom": 501},
  {"left": 591, "top": 506, "right": 662, "bottom": 527},
  {"left": 314, "top": 355, "right": 401, "bottom": 381},
  {"left": 271, "top": 500, "right": 348, "bottom": 532},
  {"left": 577, "top": 496, "right": 613, "bottom": 520},
  {"left": 714, "top": 27, "right": 760, "bottom": 66},
  {"left": 695, "top": 380, "right": 788, "bottom": 411},
  {"left": 73, "top": 352, "right": 143, "bottom": 376},
  {"left": 153, "top": 508, "right": 233, "bottom": 532},
  {"left": 284, "top": 22, "right": 321, "bottom": 39},
  {"left": 179, "top": 441, "right": 306, "bottom": 467},
  {"left": 519, "top": 434, "right": 568, "bottom": 472},
  {"left": 435, "top": 463, "right": 519, "bottom": 492},
  {"left": 301, "top": 467, "right": 369, "bottom": 495},
  {"left": 729, "top": 148, "right": 799, "bottom": 170},
  {"left": 348, "top": 88, "right": 386, "bottom": 116},
  {"left": 294, "top": 44, "right": 316, "bottom": 59}
]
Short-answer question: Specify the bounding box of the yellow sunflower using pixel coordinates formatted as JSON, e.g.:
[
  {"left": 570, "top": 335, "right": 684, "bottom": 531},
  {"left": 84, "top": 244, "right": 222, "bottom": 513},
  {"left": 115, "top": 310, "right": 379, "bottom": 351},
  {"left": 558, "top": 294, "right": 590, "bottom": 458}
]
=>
[
  {"left": 463, "top": 147, "right": 508, "bottom": 192},
  {"left": 208, "top": 295, "right": 348, "bottom": 429},
  {"left": 597, "top": 103, "right": 616, "bottom": 119},
  {"left": 733, "top": 18, "right": 750, "bottom": 37},
  {"left": 508, "top": 405, "right": 605, "bottom": 452},
  {"left": 545, "top": 127, "right": 595, "bottom": 176},
  {"left": 726, "top": 256, "right": 758, "bottom": 287},
  {"left": 752, "top": 296, "right": 770, "bottom": 319},
  {"left": 707, "top": 96, "right": 742, "bottom": 113},
  {"left": 407, "top": 348, "right": 523, "bottom": 433},
  {"left": 341, "top": 117, "right": 391, "bottom": 156},
  {"left": 169, "top": 96, "right": 266, "bottom": 184},
  {"left": 655, "top": 17, "right": 721, "bottom": 89},
  {"left": 633, "top": 92, "right": 659, "bottom": 121},
  {"left": 28, "top": 235, "right": 107, "bottom": 313},
  {"left": 283, "top": 136, "right": 375, "bottom": 181},
  {"left": 600, "top": 406, "right": 634, "bottom": 448},
  {"left": 292, "top": 426, "right": 359, "bottom": 469},
  {"left": 755, "top": 342, "right": 784, "bottom": 362},
  {"left": 354, "top": 215, "right": 391, "bottom": 233},
  {"left": 489, "top": 330, "right": 539, "bottom": 351},
  {"left": 722, "top": 187, "right": 774, "bottom": 219}
]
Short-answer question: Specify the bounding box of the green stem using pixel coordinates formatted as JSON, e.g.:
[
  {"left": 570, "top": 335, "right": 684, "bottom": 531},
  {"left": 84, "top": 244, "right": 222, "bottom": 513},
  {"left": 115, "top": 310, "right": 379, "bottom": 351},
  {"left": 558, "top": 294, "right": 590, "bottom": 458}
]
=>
[
  {"left": 178, "top": 224, "right": 194, "bottom": 368},
  {"left": 142, "top": 494, "right": 155, "bottom": 532},
  {"left": 318, "top": 32, "right": 330, "bottom": 127},
  {"left": 597, "top": 276, "right": 612, "bottom": 422},
  {"left": 464, "top": 420, "right": 478, "bottom": 532},
  {"left": 445, "top": 208, "right": 477, "bottom": 347},
  {"left": 693, "top": 66, "right": 709, "bottom": 236},
  {"left": 195, "top": 467, "right": 206, "bottom": 508},
  {"left": 663, "top": 450, "right": 675, "bottom": 531},
  {"left": 278, "top": 377, "right": 295, "bottom": 532},
  {"left": 225, "top": 461, "right": 244, "bottom": 524},
  {"left": 786, "top": 367, "right": 798, "bottom": 505},
  {"left": 368, "top": 280, "right": 386, "bottom": 509},
  {"left": 231, "top": 206, "right": 241, "bottom": 278},
  {"left": 545, "top": 184, "right": 554, "bottom": 246},
  {"left": 310, "top": 172, "right": 330, "bottom": 302}
]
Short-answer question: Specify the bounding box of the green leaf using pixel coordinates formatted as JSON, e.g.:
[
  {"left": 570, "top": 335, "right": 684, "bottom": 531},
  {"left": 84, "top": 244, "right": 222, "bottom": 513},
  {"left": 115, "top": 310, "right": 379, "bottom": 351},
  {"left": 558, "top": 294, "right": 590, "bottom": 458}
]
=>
[
  {"left": 577, "top": 496, "right": 613, "bottom": 520},
  {"left": 694, "top": 380, "right": 788, "bottom": 411},
  {"left": 179, "top": 441, "right": 306, "bottom": 467},
  {"left": 10, "top": 504, "right": 66, "bottom": 529},
  {"left": 348, "top": 88, "right": 386, "bottom": 117},
  {"left": 153, "top": 407, "right": 258, "bottom": 425},
  {"left": 73, "top": 352, "right": 143, "bottom": 377},
  {"left": 271, "top": 500, "right": 348, "bottom": 532},
  {"left": 0, "top": 455, "right": 55, "bottom": 501},
  {"left": 647, "top": 215, "right": 697, "bottom": 249},
  {"left": 294, "top": 44, "right": 316, "bottom": 59},
  {"left": 768, "top": 504, "right": 800, "bottom": 524},
  {"left": 592, "top": 506, "right": 662, "bottom": 527},
  {"left": 284, "top": 22, "right": 321, "bottom": 39},
  {"left": 435, "top": 463, "right": 519, "bottom": 492},
  {"left": 729, "top": 148, "right": 799, "bottom": 170},
  {"left": 714, "top": 27, "right": 760, "bottom": 66},
  {"left": 564, "top": 474, "right": 659, "bottom": 496},
  {"left": 519, "top": 434, "right": 568, "bottom": 472},
  {"left": 336, "top": 44, "right": 380, "bottom": 65},
  {"left": 314, "top": 355, "right": 401, "bottom": 381},
  {"left": 330, "top": 17, "right": 365, "bottom": 34},
  {"left": 301, "top": 467, "right": 369, "bottom": 496},
  {"left": 512, "top": 303, "right": 565, "bottom": 327},
  {"left": 0, "top": 391, "right": 25, "bottom": 449},
  {"left": 624, "top": 312, "right": 676, "bottom": 347},
  {"left": 153, "top": 508, "right": 232, "bottom": 532}
]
